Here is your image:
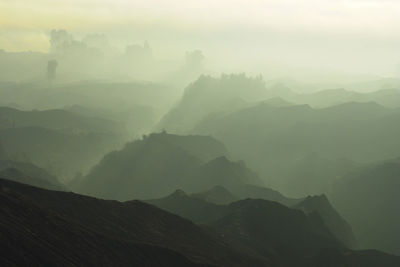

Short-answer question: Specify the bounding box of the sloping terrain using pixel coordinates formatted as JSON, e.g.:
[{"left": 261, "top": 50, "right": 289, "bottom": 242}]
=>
[
  {"left": 0, "top": 179, "right": 269, "bottom": 267},
  {"left": 2, "top": 179, "right": 400, "bottom": 266}
]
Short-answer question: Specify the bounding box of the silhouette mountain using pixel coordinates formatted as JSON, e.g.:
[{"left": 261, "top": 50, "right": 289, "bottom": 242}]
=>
[
  {"left": 230, "top": 184, "right": 300, "bottom": 207},
  {"left": 75, "top": 132, "right": 254, "bottom": 200},
  {"left": 293, "top": 195, "right": 357, "bottom": 249},
  {"left": 146, "top": 186, "right": 302, "bottom": 224},
  {"left": 279, "top": 154, "right": 358, "bottom": 197},
  {"left": 211, "top": 199, "right": 342, "bottom": 266},
  {"left": 147, "top": 189, "right": 229, "bottom": 224},
  {"left": 158, "top": 74, "right": 399, "bottom": 133},
  {"left": 147, "top": 188, "right": 298, "bottom": 227},
  {"left": 0, "top": 126, "right": 121, "bottom": 180},
  {"left": 193, "top": 101, "right": 400, "bottom": 196},
  {"left": 289, "top": 88, "right": 400, "bottom": 108},
  {"left": 144, "top": 132, "right": 229, "bottom": 162},
  {"left": 331, "top": 159, "right": 400, "bottom": 255},
  {"left": 148, "top": 188, "right": 355, "bottom": 252},
  {"left": 192, "top": 185, "right": 239, "bottom": 205},
  {"left": 148, "top": 188, "right": 400, "bottom": 266},
  {"left": 189, "top": 183, "right": 300, "bottom": 207},
  {"left": 188, "top": 156, "right": 262, "bottom": 193}
]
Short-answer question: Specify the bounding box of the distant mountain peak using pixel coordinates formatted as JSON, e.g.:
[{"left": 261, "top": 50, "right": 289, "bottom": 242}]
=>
[
  {"left": 190, "top": 185, "right": 238, "bottom": 205},
  {"left": 304, "top": 194, "right": 330, "bottom": 203},
  {"left": 208, "top": 155, "right": 230, "bottom": 164},
  {"left": 211, "top": 185, "right": 230, "bottom": 192},
  {"left": 171, "top": 189, "right": 187, "bottom": 197}
]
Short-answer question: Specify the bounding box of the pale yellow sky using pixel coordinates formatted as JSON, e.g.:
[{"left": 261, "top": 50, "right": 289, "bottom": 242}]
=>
[
  {"left": 1, "top": 0, "right": 400, "bottom": 51},
  {"left": 1, "top": 1, "right": 400, "bottom": 28},
  {"left": 0, "top": 0, "right": 399, "bottom": 76}
]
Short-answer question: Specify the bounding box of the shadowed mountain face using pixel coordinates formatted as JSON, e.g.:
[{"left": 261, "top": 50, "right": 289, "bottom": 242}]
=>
[
  {"left": 293, "top": 195, "right": 357, "bottom": 249},
  {"left": 192, "top": 101, "right": 400, "bottom": 196},
  {"left": 147, "top": 189, "right": 307, "bottom": 230},
  {"left": 147, "top": 188, "right": 355, "bottom": 250},
  {"left": 230, "top": 184, "right": 300, "bottom": 207},
  {"left": 191, "top": 185, "right": 239, "bottom": 205},
  {"left": 75, "top": 132, "right": 261, "bottom": 200},
  {"left": 142, "top": 132, "right": 230, "bottom": 162},
  {"left": 149, "top": 188, "right": 400, "bottom": 266},
  {"left": 210, "top": 199, "right": 343, "bottom": 266},
  {"left": 189, "top": 183, "right": 300, "bottom": 207},
  {"left": 331, "top": 159, "right": 400, "bottom": 256},
  {"left": 147, "top": 189, "right": 230, "bottom": 224},
  {"left": 189, "top": 156, "right": 262, "bottom": 193}
]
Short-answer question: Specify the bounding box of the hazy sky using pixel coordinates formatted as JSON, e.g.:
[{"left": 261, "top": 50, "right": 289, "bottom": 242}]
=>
[{"left": 1, "top": 0, "right": 399, "bottom": 76}]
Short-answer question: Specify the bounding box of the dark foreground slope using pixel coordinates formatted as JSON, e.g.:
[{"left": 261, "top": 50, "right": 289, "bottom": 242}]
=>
[
  {"left": 2, "top": 179, "right": 400, "bottom": 267},
  {"left": 0, "top": 179, "right": 268, "bottom": 267},
  {"left": 1, "top": 197, "right": 202, "bottom": 267}
]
